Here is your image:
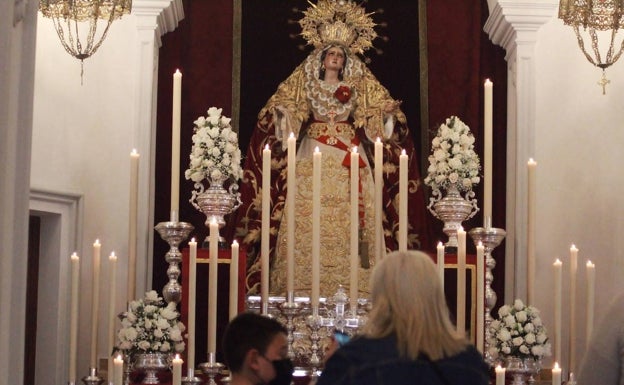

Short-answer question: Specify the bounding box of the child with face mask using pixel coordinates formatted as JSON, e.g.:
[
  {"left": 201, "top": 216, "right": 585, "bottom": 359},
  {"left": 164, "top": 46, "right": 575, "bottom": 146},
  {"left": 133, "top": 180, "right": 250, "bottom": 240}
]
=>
[{"left": 222, "top": 312, "right": 294, "bottom": 385}]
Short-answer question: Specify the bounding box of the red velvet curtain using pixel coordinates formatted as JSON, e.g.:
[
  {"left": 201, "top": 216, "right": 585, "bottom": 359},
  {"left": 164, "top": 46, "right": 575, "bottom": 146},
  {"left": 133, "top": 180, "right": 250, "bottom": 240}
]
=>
[
  {"left": 427, "top": 2, "right": 508, "bottom": 306},
  {"left": 154, "top": 0, "right": 507, "bottom": 311}
]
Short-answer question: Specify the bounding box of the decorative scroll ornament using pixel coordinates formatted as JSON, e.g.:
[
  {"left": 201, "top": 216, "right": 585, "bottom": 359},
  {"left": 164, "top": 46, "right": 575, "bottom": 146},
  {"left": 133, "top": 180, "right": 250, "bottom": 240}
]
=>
[{"left": 299, "top": 0, "right": 378, "bottom": 54}]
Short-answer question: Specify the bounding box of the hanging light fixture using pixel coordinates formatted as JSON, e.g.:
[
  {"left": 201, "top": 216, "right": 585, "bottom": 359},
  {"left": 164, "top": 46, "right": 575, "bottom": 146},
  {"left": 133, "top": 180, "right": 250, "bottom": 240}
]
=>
[
  {"left": 39, "top": 0, "right": 132, "bottom": 82},
  {"left": 559, "top": 0, "right": 624, "bottom": 94}
]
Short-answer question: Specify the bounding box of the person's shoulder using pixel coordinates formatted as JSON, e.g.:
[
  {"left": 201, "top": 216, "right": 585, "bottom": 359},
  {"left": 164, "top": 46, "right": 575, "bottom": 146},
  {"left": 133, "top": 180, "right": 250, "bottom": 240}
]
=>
[{"left": 436, "top": 345, "right": 490, "bottom": 384}]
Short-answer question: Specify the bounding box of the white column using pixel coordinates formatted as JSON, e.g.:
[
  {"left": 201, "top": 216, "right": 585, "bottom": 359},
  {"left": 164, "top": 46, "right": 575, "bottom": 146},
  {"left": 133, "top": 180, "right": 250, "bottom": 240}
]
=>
[
  {"left": 483, "top": 1, "right": 558, "bottom": 304},
  {"left": 132, "top": 0, "right": 185, "bottom": 305}
]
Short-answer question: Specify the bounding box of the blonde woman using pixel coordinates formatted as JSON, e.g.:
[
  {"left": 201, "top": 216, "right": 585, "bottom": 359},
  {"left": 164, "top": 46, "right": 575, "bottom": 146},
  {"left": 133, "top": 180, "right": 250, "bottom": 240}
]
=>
[{"left": 317, "top": 250, "right": 489, "bottom": 385}]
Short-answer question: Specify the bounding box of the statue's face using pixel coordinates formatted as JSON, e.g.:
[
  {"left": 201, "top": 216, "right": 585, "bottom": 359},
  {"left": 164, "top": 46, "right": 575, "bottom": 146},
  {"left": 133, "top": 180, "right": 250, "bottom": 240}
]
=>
[{"left": 323, "top": 46, "right": 345, "bottom": 71}]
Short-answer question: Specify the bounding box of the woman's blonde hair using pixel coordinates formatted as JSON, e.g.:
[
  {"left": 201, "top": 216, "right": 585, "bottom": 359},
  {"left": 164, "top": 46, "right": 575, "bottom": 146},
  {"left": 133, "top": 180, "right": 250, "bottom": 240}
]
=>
[{"left": 362, "top": 250, "right": 467, "bottom": 361}]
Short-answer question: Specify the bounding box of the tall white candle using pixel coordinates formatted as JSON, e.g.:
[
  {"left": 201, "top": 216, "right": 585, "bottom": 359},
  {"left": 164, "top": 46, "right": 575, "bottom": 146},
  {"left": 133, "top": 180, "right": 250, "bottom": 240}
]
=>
[
  {"left": 398, "top": 149, "right": 408, "bottom": 252},
  {"left": 456, "top": 228, "right": 466, "bottom": 334},
  {"left": 129, "top": 149, "right": 139, "bottom": 301},
  {"left": 552, "top": 362, "right": 562, "bottom": 385},
  {"left": 113, "top": 355, "right": 124, "bottom": 385},
  {"left": 527, "top": 158, "right": 537, "bottom": 305},
  {"left": 437, "top": 241, "right": 445, "bottom": 288},
  {"left": 229, "top": 240, "right": 239, "bottom": 320},
  {"left": 350, "top": 147, "right": 359, "bottom": 313},
  {"left": 170, "top": 69, "right": 182, "bottom": 220},
  {"left": 476, "top": 241, "right": 485, "bottom": 353},
  {"left": 286, "top": 133, "right": 296, "bottom": 301},
  {"left": 69, "top": 252, "right": 80, "bottom": 384},
  {"left": 374, "top": 138, "right": 383, "bottom": 260},
  {"left": 554, "top": 259, "right": 562, "bottom": 364},
  {"left": 187, "top": 239, "right": 197, "bottom": 371},
  {"left": 495, "top": 365, "right": 505, "bottom": 385},
  {"left": 208, "top": 220, "right": 219, "bottom": 357},
  {"left": 261, "top": 144, "right": 271, "bottom": 314},
  {"left": 89, "top": 240, "right": 101, "bottom": 369},
  {"left": 569, "top": 244, "right": 578, "bottom": 373},
  {"left": 107, "top": 252, "right": 117, "bottom": 382},
  {"left": 311, "top": 147, "right": 322, "bottom": 310},
  {"left": 483, "top": 79, "right": 493, "bottom": 226},
  {"left": 586, "top": 260, "right": 595, "bottom": 345},
  {"left": 172, "top": 354, "right": 183, "bottom": 385}
]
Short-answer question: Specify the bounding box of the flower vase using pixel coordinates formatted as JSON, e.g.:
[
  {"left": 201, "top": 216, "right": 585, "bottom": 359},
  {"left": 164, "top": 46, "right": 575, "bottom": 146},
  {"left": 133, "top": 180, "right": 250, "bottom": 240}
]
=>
[
  {"left": 427, "top": 185, "right": 478, "bottom": 247},
  {"left": 505, "top": 357, "right": 542, "bottom": 385},
  {"left": 191, "top": 176, "right": 242, "bottom": 236},
  {"left": 133, "top": 353, "right": 170, "bottom": 384}
]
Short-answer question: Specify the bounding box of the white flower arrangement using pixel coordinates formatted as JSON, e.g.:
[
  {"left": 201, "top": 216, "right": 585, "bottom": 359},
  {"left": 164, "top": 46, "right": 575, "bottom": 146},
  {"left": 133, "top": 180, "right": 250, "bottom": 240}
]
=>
[
  {"left": 487, "top": 299, "right": 551, "bottom": 361},
  {"left": 424, "top": 116, "right": 481, "bottom": 192},
  {"left": 184, "top": 107, "right": 243, "bottom": 184},
  {"left": 116, "top": 290, "right": 186, "bottom": 356}
]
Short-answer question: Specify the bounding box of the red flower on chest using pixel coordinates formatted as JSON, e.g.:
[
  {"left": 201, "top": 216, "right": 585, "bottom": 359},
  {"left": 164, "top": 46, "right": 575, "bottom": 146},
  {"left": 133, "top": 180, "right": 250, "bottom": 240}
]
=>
[{"left": 334, "top": 85, "right": 352, "bottom": 104}]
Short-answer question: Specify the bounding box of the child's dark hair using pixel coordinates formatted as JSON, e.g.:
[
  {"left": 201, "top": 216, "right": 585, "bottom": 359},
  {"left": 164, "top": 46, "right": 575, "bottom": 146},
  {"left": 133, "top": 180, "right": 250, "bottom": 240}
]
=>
[{"left": 222, "top": 312, "right": 287, "bottom": 372}]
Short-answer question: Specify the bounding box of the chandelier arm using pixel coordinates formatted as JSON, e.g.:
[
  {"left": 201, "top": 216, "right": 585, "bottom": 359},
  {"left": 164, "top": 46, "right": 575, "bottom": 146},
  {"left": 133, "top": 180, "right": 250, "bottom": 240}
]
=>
[
  {"left": 574, "top": 25, "right": 598, "bottom": 66},
  {"left": 85, "top": 8, "right": 120, "bottom": 57},
  {"left": 607, "top": 36, "right": 624, "bottom": 65},
  {"left": 588, "top": 28, "right": 604, "bottom": 66},
  {"left": 51, "top": 16, "right": 79, "bottom": 57}
]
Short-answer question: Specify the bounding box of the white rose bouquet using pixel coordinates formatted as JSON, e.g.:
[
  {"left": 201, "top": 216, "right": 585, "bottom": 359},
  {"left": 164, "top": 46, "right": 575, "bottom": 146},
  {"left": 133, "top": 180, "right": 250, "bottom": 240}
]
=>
[
  {"left": 185, "top": 107, "right": 243, "bottom": 184},
  {"left": 487, "top": 299, "right": 551, "bottom": 361},
  {"left": 424, "top": 116, "right": 481, "bottom": 193},
  {"left": 116, "top": 290, "right": 186, "bottom": 356}
]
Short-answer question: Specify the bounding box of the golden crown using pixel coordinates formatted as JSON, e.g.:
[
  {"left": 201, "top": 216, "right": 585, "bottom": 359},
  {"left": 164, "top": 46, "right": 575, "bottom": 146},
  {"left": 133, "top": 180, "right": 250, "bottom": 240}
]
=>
[{"left": 299, "top": 0, "right": 378, "bottom": 54}]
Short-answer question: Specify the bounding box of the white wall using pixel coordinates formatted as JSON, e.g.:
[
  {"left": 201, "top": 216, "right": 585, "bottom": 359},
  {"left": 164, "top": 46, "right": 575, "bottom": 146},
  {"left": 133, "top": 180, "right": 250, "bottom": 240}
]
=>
[
  {"left": 533, "top": 16, "right": 624, "bottom": 372},
  {"left": 32, "top": 15, "right": 140, "bottom": 380},
  {"left": 30, "top": 1, "right": 183, "bottom": 380}
]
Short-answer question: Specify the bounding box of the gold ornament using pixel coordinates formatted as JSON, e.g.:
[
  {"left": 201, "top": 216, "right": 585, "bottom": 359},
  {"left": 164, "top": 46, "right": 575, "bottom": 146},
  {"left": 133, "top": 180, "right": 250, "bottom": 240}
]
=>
[{"left": 299, "top": 0, "right": 378, "bottom": 54}]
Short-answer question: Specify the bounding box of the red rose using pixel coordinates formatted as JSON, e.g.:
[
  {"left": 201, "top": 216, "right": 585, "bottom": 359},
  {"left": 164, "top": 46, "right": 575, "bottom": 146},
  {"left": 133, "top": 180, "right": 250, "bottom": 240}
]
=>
[{"left": 334, "top": 85, "right": 352, "bottom": 104}]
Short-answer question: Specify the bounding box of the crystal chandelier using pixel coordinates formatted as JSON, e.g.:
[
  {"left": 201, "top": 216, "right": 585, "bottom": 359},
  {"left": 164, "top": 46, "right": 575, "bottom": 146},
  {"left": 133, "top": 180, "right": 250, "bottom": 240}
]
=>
[
  {"left": 39, "top": 0, "right": 132, "bottom": 82},
  {"left": 559, "top": 0, "right": 624, "bottom": 94}
]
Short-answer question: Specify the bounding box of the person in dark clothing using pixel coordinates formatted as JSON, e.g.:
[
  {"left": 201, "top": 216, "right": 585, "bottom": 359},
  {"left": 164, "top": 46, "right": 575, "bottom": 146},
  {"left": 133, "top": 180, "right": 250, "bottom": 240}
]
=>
[{"left": 317, "top": 250, "right": 490, "bottom": 385}]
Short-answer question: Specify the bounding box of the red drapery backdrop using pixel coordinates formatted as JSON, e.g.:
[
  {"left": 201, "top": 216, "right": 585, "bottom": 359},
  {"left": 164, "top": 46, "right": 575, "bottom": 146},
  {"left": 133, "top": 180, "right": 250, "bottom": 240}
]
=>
[{"left": 153, "top": 0, "right": 507, "bottom": 325}]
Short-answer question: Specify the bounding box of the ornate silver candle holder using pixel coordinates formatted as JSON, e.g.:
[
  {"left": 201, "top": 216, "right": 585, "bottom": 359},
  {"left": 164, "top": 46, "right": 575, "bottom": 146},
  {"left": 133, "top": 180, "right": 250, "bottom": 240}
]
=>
[
  {"left": 190, "top": 176, "right": 242, "bottom": 244},
  {"left": 181, "top": 368, "right": 202, "bottom": 385},
  {"left": 428, "top": 186, "right": 479, "bottom": 248},
  {"left": 81, "top": 367, "right": 103, "bottom": 385},
  {"left": 199, "top": 354, "right": 225, "bottom": 385},
  {"left": 245, "top": 288, "right": 369, "bottom": 375},
  {"left": 468, "top": 226, "right": 506, "bottom": 363},
  {"left": 154, "top": 220, "right": 194, "bottom": 303},
  {"left": 280, "top": 300, "right": 301, "bottom": 360},
  {"left": 306, "top": 308, "right": 323, "bottom": 378}
]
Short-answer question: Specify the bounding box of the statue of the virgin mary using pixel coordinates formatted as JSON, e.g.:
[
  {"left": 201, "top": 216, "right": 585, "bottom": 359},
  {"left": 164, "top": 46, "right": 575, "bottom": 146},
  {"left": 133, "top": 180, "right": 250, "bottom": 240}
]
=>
[{"left": 235, "top": 0, "right": 432, "bottom": 298}]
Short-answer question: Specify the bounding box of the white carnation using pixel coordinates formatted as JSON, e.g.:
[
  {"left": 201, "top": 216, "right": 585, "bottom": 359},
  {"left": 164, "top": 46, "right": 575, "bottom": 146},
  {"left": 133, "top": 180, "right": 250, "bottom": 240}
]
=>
[
  {"left": 138, "top": 340, "right": 151, "bottom": 350},
  {"left": 516, "top": 311, "right": 528, "bottom": 323}
]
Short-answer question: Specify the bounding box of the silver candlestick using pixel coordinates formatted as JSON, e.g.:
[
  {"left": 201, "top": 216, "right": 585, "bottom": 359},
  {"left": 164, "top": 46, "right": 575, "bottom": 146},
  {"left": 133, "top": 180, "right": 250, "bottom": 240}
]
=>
[
  {"left": 181, "top": 368, "right": 202, "bottom": 385},
  {"left": 81, "top": 367, "right": 103, "bottom": 385},
  {"left": 306, "top": 308, "right": 323, "bottom": 379},
  {"left": 199, "top": 354, "right": 224, "bottom": 385},
  {"left": 469, "top": 226, "right": 506, "bottom": 363},
  {"left": 280, "top": 299, "right": 301, "bottom": 360},
  {"left": 154, "top": 220, "right": 194, "bottom": 303}
]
